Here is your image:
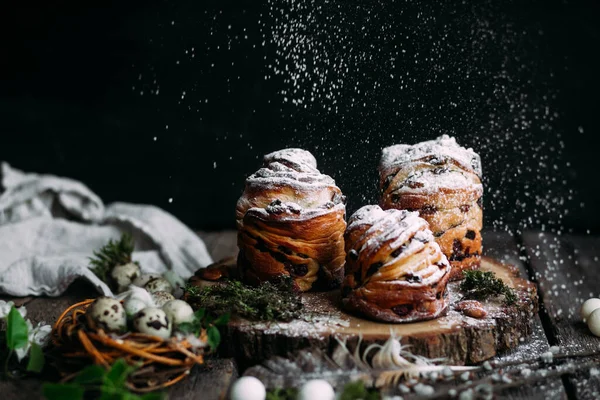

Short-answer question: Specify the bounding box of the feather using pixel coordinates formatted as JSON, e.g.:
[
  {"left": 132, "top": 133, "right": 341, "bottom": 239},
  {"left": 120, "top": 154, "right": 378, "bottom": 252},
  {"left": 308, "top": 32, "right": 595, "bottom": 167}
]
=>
[{"left": 247, "top": 332, "right": 480, "bottom": 390}]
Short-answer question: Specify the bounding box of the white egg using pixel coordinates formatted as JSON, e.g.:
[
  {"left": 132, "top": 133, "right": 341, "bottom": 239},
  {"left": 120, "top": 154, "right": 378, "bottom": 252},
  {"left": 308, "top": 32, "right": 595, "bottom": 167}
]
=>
[
  {"left": 133, "top": 273, "right": 161, "bottom": 288},
  {"left": 587, "top": 308, "right": 600, "bottom": 337},
  {"left": 296, "top": 379, "right": 335, "bottom": 400},
  {"left": 145, "top": 277, "right": 173, "bottom": 294},
  {"left": 580, "top": 298, "right": 600, "bottom": 322},
  {"left": 229, "top": 376, "right": 266, "bottom": 400},
  {"left": 133, "top": 307, "right": 172, "bottom": 339},
  {"left": 151, "top": 291, "right": 175, "bottom": 307},
  {"left": 110, "top": 262, "right": 141, "bottom": 293},
  {"left": 162, "top": 300, "right": 195, "bottom": 325},
  {"left": 86, "top": 297, "right": 127, "bottom": 333},
  {"left": 124, "top": 298, "right": 147, "bottom": 316}
]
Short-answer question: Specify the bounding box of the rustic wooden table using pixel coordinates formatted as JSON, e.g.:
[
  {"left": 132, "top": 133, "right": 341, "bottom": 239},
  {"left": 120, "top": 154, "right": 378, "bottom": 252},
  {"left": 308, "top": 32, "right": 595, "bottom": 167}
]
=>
[{"left": 1, "top": 230, "right": 599, "bottom": 400}]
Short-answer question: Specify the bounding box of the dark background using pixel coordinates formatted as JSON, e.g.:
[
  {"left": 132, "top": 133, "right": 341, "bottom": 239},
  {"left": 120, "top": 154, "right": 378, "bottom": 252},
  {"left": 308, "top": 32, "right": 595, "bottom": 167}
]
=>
[{"left": 1, "top": 0, "right": 598, "bottom": 233}]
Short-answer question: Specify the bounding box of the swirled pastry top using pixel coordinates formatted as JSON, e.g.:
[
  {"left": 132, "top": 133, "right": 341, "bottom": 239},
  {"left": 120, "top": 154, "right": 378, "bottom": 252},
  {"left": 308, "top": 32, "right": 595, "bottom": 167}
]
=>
[
  {"left": 346, "top": 205, "right": 449, "bottom": 287},
  {"left": 236, "top": 148, "right": 345, "bottom": 224},
  {"left": 379, "top": 135, "right": 482, "bottom": 196}
]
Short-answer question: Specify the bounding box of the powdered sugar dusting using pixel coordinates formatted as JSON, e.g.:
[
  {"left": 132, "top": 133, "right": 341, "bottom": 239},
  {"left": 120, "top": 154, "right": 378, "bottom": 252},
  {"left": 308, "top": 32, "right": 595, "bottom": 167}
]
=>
[{"left": 381, "top": 134, "right": 482, "bottom": 177}]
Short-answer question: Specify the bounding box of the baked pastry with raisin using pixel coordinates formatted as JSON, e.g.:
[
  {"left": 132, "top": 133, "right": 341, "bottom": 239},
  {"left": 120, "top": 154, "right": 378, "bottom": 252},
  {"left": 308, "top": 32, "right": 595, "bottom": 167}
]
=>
[
  {"left": 379, "top": 135, "right": 483, "bottom": 280},
  {"left": 236, "top": 148, "right": 347, "bottom": 292},
  {"left": 342, "top": 205, "right": 451, "bottom": 323}
]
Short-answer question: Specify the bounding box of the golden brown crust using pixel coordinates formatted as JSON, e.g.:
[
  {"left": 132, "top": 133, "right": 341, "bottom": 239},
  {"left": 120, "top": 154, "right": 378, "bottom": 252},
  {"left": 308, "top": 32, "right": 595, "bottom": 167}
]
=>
[
  {"left": 236, "top": 149, "right": 346, "bottom": 291},
  {"left": 341, "top": 205, "right": 451, "bottom": 323},
  {"left": 379, "top": 136, "right": 483, "bottom": 280}
]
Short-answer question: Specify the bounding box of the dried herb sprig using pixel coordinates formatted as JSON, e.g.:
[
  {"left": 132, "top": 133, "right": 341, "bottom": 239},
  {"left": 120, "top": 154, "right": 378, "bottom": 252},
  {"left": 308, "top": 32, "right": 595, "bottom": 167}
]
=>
[
  {"left": 459, "top": 270, "right": 517, "bottom": 305},
  {"left": 89, "top": 233, "right": 135, "bottom": 282},
  {"left": 185, "top": 277, "right": 303, "bottom": 322}
]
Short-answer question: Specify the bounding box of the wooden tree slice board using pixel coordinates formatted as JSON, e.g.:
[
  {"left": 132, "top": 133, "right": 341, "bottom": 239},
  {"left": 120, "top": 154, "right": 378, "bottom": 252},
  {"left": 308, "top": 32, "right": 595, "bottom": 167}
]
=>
[{"left": 223, "top": 257, "right": 538, "bottom": 368}]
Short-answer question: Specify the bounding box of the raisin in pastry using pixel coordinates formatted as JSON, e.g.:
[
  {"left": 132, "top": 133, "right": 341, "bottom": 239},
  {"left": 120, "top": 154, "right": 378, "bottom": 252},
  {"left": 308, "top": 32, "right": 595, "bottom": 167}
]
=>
[
  {"left": 236, "top": 148, "right": 346, "bottom": 291},
  {"left": 342, "top": 205, "right": 451, "bottom": 323},
  {"left": 379, "top": 135, "right": 483, "bottom": 280}
]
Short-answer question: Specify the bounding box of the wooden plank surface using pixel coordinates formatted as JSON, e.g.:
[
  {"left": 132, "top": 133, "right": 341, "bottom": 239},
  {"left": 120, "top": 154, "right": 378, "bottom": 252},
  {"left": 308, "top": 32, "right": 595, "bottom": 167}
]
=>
[
  {"left": 523, "top": 231, "right": 600, "bottom": 400},
  {"left": 0, "top": 229, "right": 574, "bottom": 399},
  {"left": 484, "top": 231, "right": 567, "bottom": 400}
]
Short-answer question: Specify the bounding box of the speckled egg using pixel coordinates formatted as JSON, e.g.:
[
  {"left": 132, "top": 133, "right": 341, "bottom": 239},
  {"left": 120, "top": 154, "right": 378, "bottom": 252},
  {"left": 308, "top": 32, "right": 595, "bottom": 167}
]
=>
[
  {"left": 145, "top": 277, "right": 173, "bottom": 294},
  {"left": 110, "top": 262, "right": 141, "bottom": 293},
  {"left": 133, "top": 273, "right": 161, "bottom": 288},
  {"left": 85, "top": 297, "right": 127, "bottom": 333},
  {"left": 151, "top": 291, "right": 175, "bottom": 307},
  {"left": 162, "top": 300, "right": 194, "bottom": 325},
  {"left": 133, "top": 307, "right": 172, "bottom": 339}
]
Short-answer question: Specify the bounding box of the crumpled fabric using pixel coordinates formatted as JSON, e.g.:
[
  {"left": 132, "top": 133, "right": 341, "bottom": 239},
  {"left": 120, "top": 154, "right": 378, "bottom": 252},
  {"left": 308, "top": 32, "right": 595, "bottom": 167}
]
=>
[{"left": 0, "top": 162, "right": 213, "bottom": 297}]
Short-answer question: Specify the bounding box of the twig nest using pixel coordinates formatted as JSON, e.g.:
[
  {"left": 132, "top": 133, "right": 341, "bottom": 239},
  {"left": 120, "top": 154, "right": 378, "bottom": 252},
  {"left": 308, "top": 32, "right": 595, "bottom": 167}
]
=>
[
  {"left": 133, "top": 273, "right": 161, "bottom": 288},
  {"left": 145, "top": 277, "right": 173, "bottom": 294},
  {"left": 580, "top": 298, "right": 600, "bottom": 322},
  {"left": 151, "top": 291, "right": 175, "bottom": 307},
  {"left": 296, "top": 379, "right": 335, "bottom": 400},
  {"left": 85, "top": 297, "right": 127, "bottom": 333},
  {"left": 133, "top": 307, "right": 172, "bottom": 339},
  {"left": 229, "top": 376, "right": 266, "bottom": 400},
  {"left": 124, "top": 298, "right": 148, "bottom": 316},
  {"left": 587, "top": 308, "right": 600, "bottom": 337},
  {"left": 162, "top": 300, "right": 194, "bottom": 325},
  {"left": 110, "top": 262, "right": 141, "bottom": 293}
]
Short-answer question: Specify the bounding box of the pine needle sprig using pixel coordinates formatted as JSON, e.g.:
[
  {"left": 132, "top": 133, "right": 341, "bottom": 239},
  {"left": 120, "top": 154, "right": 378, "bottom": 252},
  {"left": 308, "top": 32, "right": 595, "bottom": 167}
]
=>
[
  {"left": 89, "top": 233, "right": 135, "bottom": 283},
  {"left": 459, "top": 270, "right": 517, "bottom": 305}
]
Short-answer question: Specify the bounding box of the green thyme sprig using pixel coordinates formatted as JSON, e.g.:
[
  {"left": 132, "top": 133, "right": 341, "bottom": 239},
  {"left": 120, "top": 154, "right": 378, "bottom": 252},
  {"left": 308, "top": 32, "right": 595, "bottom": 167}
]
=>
[
  {"left": 459, "top": 270, "right": 517, "bottom": 305},
  {"left": 185, "top": 277, "right": 302, "bottom": 322},
  {"left": 177, "top": 308, "right": 230, "bottom": 352},
  {"left": 89, "top": 233, "right": 135, "bottom": 282}
]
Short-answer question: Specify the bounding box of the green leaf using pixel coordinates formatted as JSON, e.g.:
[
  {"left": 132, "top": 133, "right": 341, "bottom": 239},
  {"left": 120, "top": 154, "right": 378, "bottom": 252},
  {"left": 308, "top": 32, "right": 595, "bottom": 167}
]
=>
[
  {"left": 73, "top": 364, "right": 106, "bottom": 385},
  {"left": 212, "top": 313, "right": 231, "bottom": 326},
  {"left": 105, "top": 359, "right": 135, "bottom": 388},
  {"left": 6, "top": 307, "right": 29, "bottom": 350},
  {"left": 194, "top": 308, "right": 206, "bottom": 321},
  {"left": 176, "top": 322, "right": 197, "bottom": 334},
  {"left": 26, "top": 342, "right": 45, "bottom": 373},
  {"left": 42, "top": 383, "right": 85, "bottom": 400},
  {"left": 207, "top": 326, "right": 221, "bottom": 351}
]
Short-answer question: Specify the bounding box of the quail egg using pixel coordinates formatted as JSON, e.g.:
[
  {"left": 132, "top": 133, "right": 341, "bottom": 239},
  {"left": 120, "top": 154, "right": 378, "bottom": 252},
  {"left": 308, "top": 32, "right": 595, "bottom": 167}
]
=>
[
  {"left": 151, "top": 291, "right": 175, "bottom": 307},
  {"left": 110, "top": 262, "right": 141, "bottom": 293},
  {"left": 133, "top": 307, "right": 172, "bottom": 339},
  {"left": 145, "top": 277, "right": 173, "bottom": 294},
  {"left": 229, "top": 376, "right": 266, "bottom": 400},
  {"left": 162, "top": 300, "right": 194, "bottom": 325},
  {"left": 133, "top": 273, "right": 161, "bottom": 288},
  {"left": 85, "top": 297, "right": 127, "bottom": 333},
  {"left": 124, "top": 297, "right": 148, "bottom": 316}
]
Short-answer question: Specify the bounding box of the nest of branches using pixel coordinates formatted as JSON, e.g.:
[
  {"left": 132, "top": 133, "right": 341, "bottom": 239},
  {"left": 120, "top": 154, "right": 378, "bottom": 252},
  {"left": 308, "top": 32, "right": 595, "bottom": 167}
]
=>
[{"left": 49, "top": 299, "right": 207, "bottom": 393}]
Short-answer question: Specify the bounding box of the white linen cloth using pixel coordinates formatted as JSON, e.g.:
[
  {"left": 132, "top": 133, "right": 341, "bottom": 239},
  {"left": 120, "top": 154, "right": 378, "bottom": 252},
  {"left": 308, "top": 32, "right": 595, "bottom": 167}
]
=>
[{"left": 0, "top": 162, "right": 213, "bottom": 297}]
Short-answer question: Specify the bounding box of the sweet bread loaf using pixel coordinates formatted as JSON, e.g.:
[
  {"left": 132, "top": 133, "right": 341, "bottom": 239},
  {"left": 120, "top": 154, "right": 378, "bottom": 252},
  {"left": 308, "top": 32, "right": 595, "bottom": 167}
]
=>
[
  {"left": 236, "top": 149, "right": 347, "bottom": 292},
  {"left": 342, "top": 205, "right": 451, "bottom": 323},
  {"left": 379, "top": 135, "right": 483, "bottom": 280}
]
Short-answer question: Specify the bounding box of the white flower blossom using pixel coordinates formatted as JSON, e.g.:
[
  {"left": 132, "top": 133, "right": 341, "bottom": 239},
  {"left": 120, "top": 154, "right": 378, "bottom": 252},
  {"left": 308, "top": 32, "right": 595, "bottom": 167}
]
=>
[
  {"left": 14, "top": 319, "right": 52, "bottom": 361},
  {"left": 0, "top": 300, "right": 14, "bottom": 318},
  {"left": 0, "top": 300, "right": 26, "bottom": 319}
]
